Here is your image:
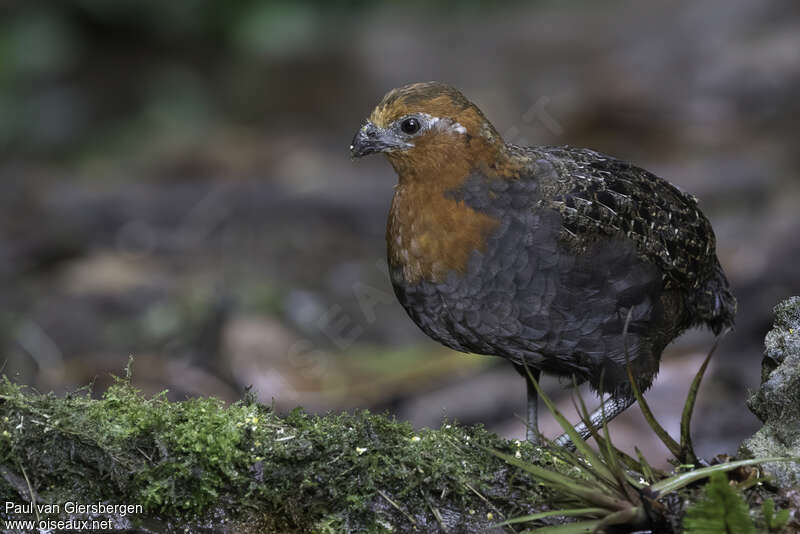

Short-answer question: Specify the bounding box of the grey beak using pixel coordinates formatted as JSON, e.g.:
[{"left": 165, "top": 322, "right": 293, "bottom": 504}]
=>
[{"left": 350, "top": 121, "right": 408, "bottom": 158}]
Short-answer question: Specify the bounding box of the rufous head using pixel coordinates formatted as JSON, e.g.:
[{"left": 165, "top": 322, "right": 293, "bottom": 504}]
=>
[{"left": 350, "top": 82, "right": 503, "bottom": 178}]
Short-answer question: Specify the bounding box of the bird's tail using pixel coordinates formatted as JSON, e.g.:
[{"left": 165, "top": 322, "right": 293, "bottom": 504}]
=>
[{"left": 693, "top": 260, "right": 737, "bottom": 335}]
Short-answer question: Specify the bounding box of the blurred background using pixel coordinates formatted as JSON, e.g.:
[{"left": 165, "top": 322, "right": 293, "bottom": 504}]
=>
[{"left": 1, "top": 0, "right": 798, "bottom": 465}]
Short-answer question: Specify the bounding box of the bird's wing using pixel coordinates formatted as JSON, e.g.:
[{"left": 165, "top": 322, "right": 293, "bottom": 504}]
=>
[{"left": 522, "top": 146, "right": 718, "bottom": 290}]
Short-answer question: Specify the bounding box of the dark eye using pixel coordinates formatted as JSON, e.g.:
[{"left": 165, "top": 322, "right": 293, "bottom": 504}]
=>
[{"left": 400, "top": 117, "right": 421, "bottom": 134}]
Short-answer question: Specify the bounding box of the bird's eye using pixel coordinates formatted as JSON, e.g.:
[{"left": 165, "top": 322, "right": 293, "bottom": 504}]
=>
[{"left": 400, "top": 117, "right": 421, "bottom": 135}]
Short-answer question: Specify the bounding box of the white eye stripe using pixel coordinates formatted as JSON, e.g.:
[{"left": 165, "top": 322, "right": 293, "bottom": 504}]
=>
[{"left": 414, "top": 113, "right": 468, "bottom": 136}]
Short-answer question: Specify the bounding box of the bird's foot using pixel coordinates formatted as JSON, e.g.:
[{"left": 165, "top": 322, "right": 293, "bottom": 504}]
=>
[{"left": 525, "top": 426, "right": 542, "bottom": 446}]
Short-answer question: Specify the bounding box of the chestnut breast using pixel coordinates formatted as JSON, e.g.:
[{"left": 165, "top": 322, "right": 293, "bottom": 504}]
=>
[{"left": 387, "top": 181, "right": 502, "bottom": 287}]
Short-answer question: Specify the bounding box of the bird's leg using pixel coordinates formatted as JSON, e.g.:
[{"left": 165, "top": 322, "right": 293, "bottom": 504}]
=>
[
  {"left": 524, "top": 368, "right": 543, "bottom": 444},
  {"left": 514, "top": 364, "right": 542, "bottom": 444},
  {"left": 553, "top": 395, "right": 635, "bottom": 449}
]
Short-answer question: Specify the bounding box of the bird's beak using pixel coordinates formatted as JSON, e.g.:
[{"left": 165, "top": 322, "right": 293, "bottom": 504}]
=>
[{"left": 350, "top": 121, "right": 409, "bottom": 158}]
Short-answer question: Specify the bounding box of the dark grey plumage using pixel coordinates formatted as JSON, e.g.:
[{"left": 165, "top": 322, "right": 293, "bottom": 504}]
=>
[{"left": 389, "top": 146, "right": 735, "bottom": 402}]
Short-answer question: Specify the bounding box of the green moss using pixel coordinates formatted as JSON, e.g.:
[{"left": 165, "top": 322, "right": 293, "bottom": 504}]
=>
[
  {"left": 761, "top": 498, "right": 790, "bottom": 533},
  {"left": 0, "top": 371, "right": 549, "bottom": 532},
  {"left": 683, "top": 472, "right": 755, "bottom": 534}
]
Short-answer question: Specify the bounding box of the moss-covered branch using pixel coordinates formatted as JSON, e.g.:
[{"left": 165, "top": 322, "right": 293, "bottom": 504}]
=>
[{"left": 0, "top": 372, "right": 553, "bottom": 533}]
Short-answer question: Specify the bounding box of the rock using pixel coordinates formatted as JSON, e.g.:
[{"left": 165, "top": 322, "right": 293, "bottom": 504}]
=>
[{"left": 740, "top": 296, "right": 800, "bottom": 487}]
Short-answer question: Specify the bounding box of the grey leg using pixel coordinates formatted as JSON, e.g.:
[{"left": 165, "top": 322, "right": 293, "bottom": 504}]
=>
[
  {"left": 514, "top": 364, "right": 542, "bottom": 444},
  {"left": 553, "top": 395, "right": 635, "bottom": 449}
]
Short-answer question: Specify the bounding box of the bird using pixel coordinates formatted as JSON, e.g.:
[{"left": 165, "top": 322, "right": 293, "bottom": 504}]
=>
[{"left": 350, "top": 82, "right": 736, "bottom": 445}]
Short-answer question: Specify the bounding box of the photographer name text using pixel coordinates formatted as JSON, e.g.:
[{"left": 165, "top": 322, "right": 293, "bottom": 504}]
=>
[{"left": 5, "top": 501, "right": 142, "bottom": 516}]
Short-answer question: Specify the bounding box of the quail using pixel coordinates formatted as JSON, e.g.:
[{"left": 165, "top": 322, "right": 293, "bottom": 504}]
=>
[{"left": 350, "top": 82, "right": 736, "bottom": 444}]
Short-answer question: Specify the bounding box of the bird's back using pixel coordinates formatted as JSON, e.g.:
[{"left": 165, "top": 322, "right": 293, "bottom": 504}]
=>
[{"left": 516, "top": 145, "right": 736, "bottom": 333}]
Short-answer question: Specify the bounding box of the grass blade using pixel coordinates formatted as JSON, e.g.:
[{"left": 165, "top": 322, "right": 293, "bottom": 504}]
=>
[
  {"left": 488, "top": 448, "right": 630, "bottom": 511},
  {"left": 651, "top": 457, "right": 795, "bottom": 494},
  {"left": 520, "top": 519, "right": 602, "bottom": 533},
  {"left": 679, "top": 330, "right": 726, "bottom": 465},
  {"left": 594, "top": 393, "right": 643, "bottom": 504},
  {"left": 621, "top": 309, "right": 682, "bottom": 459},
  {"left": 495, "top": 507, "right": 607, "bottom": 526},
  {"left": 544, "top": 441, "right": 611, "bottom": 490},
  {"left": 571, "top": 388, "right": 635, "bottom": 501},
  {"left": 594, "top": 506, "right": 647, "bottom": 530},
  {"left": 568, "top": 389, "right": 624, "bottom": 491},
  {"left": 635, "top": 446, "right": 658, "bottom": 483},
  {"left": 590, "top": 433, "right": 650, "bottom": 480},
  {"left": 522, "top": 364, "right": 617, "bottom": 485}
]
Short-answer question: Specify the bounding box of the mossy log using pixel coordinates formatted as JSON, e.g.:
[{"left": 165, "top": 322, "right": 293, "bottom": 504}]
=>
[{"left": 0, "top": 373, "right": 553, "bottom": 533}]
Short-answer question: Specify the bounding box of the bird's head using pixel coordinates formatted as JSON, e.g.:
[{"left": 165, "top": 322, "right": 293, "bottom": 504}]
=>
[{"left": 350, "top": 82, "right": 504, "bottom": 179}]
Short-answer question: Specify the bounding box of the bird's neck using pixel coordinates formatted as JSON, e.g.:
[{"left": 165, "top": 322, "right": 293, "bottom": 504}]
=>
[
  {"left": 386, "top": 132, "right": 510, "bottom": 187},
  {"left": 387, "top": 148, "right": 472, "bottom": 188}
]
